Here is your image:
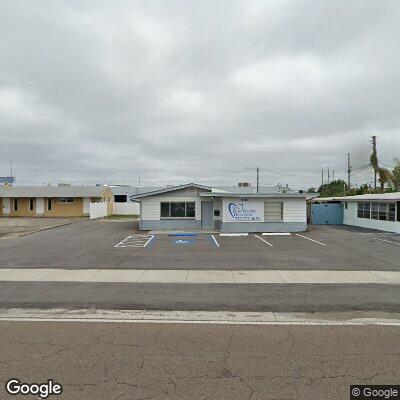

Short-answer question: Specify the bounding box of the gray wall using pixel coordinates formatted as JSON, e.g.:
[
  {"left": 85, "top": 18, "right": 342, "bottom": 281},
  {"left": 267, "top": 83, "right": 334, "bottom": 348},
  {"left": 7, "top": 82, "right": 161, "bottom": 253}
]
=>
[
  {"left": 220, "top": 222, "right": 307, "bottom": 233},
  {"left": 140, "top": 219, "right": 202, "bottom": 230}
]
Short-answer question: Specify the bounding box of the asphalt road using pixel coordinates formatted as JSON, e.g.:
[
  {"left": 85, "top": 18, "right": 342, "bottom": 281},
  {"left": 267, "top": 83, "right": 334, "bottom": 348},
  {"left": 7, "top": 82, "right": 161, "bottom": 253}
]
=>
[
  {"left": 0, "top": 220, "right": 399, "bottom": 270},
  {"left": 0, "top": 320, "right": 399, "bottom": 400}
]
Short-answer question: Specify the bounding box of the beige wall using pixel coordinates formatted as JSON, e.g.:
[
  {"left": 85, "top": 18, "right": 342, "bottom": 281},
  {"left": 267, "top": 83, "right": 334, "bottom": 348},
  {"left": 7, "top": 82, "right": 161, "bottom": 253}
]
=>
[
  {"left": 43, "top": 197, "right": 84, "bottom": 217},
  {"left": 2, "top": 187, "right": 115, "bottom": 218},
  {"left": 9, "top": 198, "right": 36, "bottom": 217}
]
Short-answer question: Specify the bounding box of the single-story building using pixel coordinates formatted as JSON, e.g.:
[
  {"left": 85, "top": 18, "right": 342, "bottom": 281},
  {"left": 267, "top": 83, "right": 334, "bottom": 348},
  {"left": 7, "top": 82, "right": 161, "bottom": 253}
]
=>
[
  {"left": 0, "top": 185, "right": 114, "bottom": 217},
  {"left": 312, "top": 192, "right": 400, "bottom": 233},
  {"left": 131, "top": 183, "right": 307, "bottom": 233}
]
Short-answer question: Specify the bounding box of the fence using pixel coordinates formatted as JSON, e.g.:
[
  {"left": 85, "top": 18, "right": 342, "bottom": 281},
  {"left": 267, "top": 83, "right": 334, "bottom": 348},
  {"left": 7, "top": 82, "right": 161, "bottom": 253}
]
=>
[
  {"left": 90, "top": 202, "right": 108, "bottom": 219},
  {"left": 113, "top": 202, "right": 140, "bottom": 215}
]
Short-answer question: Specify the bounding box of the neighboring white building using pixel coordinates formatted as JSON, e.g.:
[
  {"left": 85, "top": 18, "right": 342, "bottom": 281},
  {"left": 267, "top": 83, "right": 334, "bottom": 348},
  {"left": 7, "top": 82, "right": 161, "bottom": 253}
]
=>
[
  {"left": 315, "top": 192, "right": 400, "bottom": 233},
  {"left": 131, "top": 183, "right": 307, "bottom": 233}
]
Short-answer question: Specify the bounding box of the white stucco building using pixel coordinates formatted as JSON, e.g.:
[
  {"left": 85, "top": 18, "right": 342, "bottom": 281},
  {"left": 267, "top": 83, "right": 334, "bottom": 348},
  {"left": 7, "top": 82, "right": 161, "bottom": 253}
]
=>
[
  {"left": 131, "top": 183, "right": 307, "bottom": 233},
  {"left": 314, "top": 192, "right": 400, "bottom": 233}
]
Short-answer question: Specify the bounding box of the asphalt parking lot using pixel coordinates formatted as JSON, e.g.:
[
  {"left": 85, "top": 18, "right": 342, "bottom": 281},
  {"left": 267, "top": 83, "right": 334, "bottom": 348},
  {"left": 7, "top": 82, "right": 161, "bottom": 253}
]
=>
[
  {"left": 0, "top": 220, "right": 399, "bottom": 270},
  {"left": 0, "top": 217, "right": 81, "bottom": 240}
]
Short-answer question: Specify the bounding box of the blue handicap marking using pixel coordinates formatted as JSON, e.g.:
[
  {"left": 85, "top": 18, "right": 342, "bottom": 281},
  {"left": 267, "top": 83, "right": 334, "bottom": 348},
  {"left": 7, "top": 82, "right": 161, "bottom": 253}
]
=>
[{"left": 173, "top": 239, "right": 193, "bottom": 245}]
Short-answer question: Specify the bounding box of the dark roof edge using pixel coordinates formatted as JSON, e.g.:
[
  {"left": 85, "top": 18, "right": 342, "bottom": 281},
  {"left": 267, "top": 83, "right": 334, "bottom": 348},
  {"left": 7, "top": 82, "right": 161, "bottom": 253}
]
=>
[{"left": 130, "top": 183, "right": 213, "bottom": 199}]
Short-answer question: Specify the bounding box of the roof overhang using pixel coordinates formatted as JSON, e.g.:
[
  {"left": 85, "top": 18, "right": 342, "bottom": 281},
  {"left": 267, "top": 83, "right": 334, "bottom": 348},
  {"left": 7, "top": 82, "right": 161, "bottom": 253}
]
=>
[
  {"left": 314, "top": 193, "right": 400, "bottom": 203},
  {"left": 199, "top": 192, "right": 306, "bottom": 199},
  {"left": 130, "top": 183, "right": 213, "bottom": 200}
]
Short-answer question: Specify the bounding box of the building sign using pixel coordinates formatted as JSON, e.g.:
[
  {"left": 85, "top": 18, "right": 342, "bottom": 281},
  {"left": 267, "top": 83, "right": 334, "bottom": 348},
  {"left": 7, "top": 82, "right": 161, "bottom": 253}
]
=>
[
  {"left": 0, "top": 176, "right": 14, "bottom": 184},
  {"left": 225, "top": 200, "right": 263, "bottom": 222}
]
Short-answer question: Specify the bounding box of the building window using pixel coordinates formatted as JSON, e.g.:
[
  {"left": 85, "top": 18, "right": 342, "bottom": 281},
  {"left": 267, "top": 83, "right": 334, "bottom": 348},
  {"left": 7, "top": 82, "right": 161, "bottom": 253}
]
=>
[
  {"left": 363, "top": 203, "right": 371, "bottom": 219},
  {"left": 358, "top": 202, "right": 396, "bottom": 221},
  {"left": 14, "top": 198, "right": 18, "bottom": 211},
  {"left": 47, "top": 198, "right": 52, "bottom": 211},
  {"left": 160, "top": 202, "right": 170, "bottom": 218},
  {"left": 114, "top": 195, "right": 127, "bottom": 203},
  {"left": 388, "top": 203, "right": 396, "bottom": 222},
  {"left": 59, "top": 197, "right": 74, "bottom": 203},
  {"left": 358, "top": 202, "right": 372, "bottom": 219},
  {"left": 29, "top": 198, "right": 34, "bottom": 211},
  {"left": 357, "top": 203, "right": 363, "bottom": 218},
  {"left": 344, "top": 202, "right": 348, "bottom": 210},
  {"left": 214, "top": 210, "right": 220, "bottom": 217},
  {"left": 378, "top": 203, "right": 388, "bottom": 220},
  {"left": 371, "top": 203, "right": 379, "bottom": 220},
  {"left": 186, "top": 202, "right": 195, "bottom": 218},
  {"left": 160, "top": 202, "right": 196, "bottom": 219},
  {"left": 264, "top": 202, "right": 283, "bottom": 222}
]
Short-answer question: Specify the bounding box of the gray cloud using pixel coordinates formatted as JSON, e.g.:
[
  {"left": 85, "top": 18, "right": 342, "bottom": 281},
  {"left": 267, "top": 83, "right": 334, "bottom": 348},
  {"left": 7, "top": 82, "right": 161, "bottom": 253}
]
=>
[{"left": 1, "top": 0, "right": 399, "bottom": 189}]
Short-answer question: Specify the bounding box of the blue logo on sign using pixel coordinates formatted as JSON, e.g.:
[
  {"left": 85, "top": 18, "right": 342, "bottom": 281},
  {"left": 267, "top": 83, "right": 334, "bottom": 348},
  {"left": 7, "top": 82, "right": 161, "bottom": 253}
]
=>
[{"left": 228, "top": 202, "right": 260, "bottom": 221}]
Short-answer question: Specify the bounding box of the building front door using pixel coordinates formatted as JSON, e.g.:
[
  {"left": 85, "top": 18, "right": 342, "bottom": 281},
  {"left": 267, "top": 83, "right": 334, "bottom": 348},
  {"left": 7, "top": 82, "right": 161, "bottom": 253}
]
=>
[{"left": 201, "top": 201, "right": 213, "bottom": 229}]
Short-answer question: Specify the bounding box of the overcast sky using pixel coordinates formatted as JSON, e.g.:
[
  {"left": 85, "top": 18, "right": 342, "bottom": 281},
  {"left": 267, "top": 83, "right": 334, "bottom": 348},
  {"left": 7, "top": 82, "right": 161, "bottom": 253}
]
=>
[{"left": 1, "top": 0, "right": 400, "bottom": 189}]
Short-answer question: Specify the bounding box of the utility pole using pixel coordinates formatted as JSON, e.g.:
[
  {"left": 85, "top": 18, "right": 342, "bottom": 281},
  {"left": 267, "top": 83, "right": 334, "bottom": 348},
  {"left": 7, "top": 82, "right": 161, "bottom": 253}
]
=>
[
  {"left": 256, "top": 167, "right": 259, "bottom": 194},
  {"left": 332, "top": 170, "right": 335, "bottom": 181},
  {"left": 347, "top": 153, "right": 351, "bottom": 191},
  {"left": 321, "top": 169, "right": 324, "bottom": 186},
  {"left": 327, "top": 167, "right": 330, "bottom": 184},
  {"left": 246, "top": 167, "right": 260, "bottom": 193},
  {"left": 10, "top": 160, "right": 13, "bottom": 176},
  {"left": 372, "top": 135, "right": 377, "bottom": 190}
]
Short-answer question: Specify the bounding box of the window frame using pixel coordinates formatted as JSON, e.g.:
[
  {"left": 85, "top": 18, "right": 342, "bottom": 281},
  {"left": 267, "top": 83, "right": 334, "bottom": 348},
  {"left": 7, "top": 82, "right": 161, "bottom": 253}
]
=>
[
  {"left": 14, "top": 198, "right": 18, "bottom": 211},
  {"left": 47, "top": 198, "right": 52, "bottom": 211},
  {"left": 264, "top": 201, "right": 284, "bottom": 222},
  {"left": 29, "top": 198, "right": 34, "bottom": 211},
  {"left": 160, "top": 201, "right": 196, "bottom": 219},
  {"left": 59, "top": 197, "right": 74, "bottom": 203},
  {"left": 358, "top": 202, "right": 396, "bottom": 222}
]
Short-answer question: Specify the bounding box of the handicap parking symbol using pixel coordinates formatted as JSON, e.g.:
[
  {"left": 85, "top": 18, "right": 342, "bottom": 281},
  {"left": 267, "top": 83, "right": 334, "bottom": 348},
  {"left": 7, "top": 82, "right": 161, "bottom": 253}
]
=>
[{"left": 173, "top": 239, "right": 193, "bottom": 245}]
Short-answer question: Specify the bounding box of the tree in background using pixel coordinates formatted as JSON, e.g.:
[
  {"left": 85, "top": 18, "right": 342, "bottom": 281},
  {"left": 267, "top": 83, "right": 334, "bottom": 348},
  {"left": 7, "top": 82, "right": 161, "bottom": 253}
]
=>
[
  {"left": 391, "top": 159, "right": 400, "bottom": 191},
  {"left": 307, "top": 187, "right": 316, "bottom": 193},
  {"left": 318, "top": 180, "right": 348, "bottom": 197}
]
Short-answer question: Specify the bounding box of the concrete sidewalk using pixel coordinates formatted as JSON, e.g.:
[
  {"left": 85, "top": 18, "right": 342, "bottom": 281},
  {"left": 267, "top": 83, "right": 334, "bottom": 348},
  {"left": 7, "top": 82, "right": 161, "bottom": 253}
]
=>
[{"left": 0, "top": 268, "right": 399, "bottom": 284}]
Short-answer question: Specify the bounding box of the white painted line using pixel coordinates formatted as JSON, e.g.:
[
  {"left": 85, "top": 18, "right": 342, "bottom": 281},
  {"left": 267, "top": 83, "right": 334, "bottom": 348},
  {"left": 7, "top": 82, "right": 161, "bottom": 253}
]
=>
[
  {"left": 254, "top": 234, "right": 274, "bottom": 247},
  {"left": 262, "top": 232, "right": 291, "bottom": 236},
  {"left": 219, "top": 233, "right": 248, "bottom": 237},
  {"left": 211, "top": 234, "right": 220, "bottom": 247},
  {"left": 1, "top": 309, "right": 400, "bottom": 326},
  {"left": 295, "top": 233, "right": 327, "bottom": 246},
  {"left": 143, "top": 235, "right": 155, "bottom": 247},
  {"left": 359, "top": 234, "right": 400, "bottom": 246},
  {"left": 114, "top": 235, "right": 132, "bottom": 248}
]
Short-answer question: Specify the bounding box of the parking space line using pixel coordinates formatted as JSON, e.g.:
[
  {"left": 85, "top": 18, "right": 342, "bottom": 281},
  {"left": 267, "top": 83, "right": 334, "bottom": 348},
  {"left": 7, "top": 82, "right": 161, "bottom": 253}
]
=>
[
  {"left": 143, "top": 235, "right": 155, "bottom": 248},
  {"left": 359, "top": 233, "right": 400, "bottom": 247},
  {"left": 114, "top": 235, "right": 132, "bottom": 248},
  {"left": 220, "top": 233, "right": 248, "bottom": 237},
  {"left": 115, "top": 234, "right": 155, "bottom": 248},
  {"left": 210, "top": 234, "right": 220, "bottom": 247},
  {"left": 295, "top": 233, "right": 327, "bottom": 247},
  {"left": 254, "top": 234, "right": 274, "bottom": 247}
]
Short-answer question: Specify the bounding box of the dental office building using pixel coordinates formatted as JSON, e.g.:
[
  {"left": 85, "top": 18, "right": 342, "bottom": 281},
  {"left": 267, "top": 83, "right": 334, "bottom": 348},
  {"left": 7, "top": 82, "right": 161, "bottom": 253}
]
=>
[{"left": 131, "top": 183, "right": 307, "bottom": 233}]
